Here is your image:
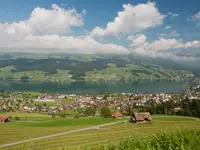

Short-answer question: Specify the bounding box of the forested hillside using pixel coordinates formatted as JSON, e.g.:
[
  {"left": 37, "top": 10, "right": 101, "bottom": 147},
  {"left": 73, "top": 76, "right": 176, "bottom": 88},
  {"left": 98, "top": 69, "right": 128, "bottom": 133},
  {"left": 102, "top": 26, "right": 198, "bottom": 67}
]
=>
[{"left": 0, "top": 54, "right": 196, "bottom": 83}]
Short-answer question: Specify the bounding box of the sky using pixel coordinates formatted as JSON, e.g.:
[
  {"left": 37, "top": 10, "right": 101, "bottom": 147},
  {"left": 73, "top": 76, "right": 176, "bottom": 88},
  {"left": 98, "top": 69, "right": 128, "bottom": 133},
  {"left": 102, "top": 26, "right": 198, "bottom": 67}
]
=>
[{"left": 0, "top": 0, "right": 200, "bottom": 60}]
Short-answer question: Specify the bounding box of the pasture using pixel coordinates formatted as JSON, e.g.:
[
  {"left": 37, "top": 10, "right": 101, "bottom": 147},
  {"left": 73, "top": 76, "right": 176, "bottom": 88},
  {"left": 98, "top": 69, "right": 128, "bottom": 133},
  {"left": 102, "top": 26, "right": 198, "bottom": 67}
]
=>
[
  {"left": 0, "top": 114, "right": 200, "bottom": 150},
  {"left": 0, "top": 112, "right": 126, "bottom": 145}
]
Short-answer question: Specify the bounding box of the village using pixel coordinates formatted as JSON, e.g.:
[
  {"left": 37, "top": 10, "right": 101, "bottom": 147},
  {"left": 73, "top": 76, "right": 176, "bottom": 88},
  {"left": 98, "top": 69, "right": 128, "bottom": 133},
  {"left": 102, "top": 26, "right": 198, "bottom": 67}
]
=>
[
  {"left": 0, "top": 92, "right": 178, "bottom": 112},
  {"left": 1, "top": 81, "right": 200, "bottom": 121}
]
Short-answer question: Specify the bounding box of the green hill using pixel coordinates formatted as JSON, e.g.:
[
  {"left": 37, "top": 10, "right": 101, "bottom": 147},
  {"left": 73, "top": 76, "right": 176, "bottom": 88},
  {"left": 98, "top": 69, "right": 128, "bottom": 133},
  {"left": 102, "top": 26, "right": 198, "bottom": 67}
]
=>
[{"left": 0, "top": 54, "right": 194, "bottom": 83}]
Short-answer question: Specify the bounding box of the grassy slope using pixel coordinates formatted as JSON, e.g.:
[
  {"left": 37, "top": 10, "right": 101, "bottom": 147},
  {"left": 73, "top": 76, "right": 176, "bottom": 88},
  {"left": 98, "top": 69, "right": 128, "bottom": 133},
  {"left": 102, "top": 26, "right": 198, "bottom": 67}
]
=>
[
  {"left": 0, "top": 66, "right": 72, "bottom": 82},
  {"left": 0, "top": 61, "right": 191, "bottom": 82},
  {"left": 0, "top": 112, "right": 125, "bottom": 145},
  {"left": 1, "top": 116, "right": 200, "bottom": 150},
  {"left": 84, "top": 63, "right": 191, "bottom": 82},
  {"left": 95, "top": 129, "right": 200, "bottom": 150}
]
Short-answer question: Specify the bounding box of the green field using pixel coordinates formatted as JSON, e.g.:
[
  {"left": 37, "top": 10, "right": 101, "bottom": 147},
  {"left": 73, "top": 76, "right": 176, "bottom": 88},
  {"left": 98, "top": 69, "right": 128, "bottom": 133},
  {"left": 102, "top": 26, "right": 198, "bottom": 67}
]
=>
[
  {"left": 0, "top": 114, "right": 199, "bottom": 150},
  {"left": 0, "top": 112, "right": 126, "bottom": 146},
  {"left": 96, "top": 129, "right": 200, "bottom": 150}
]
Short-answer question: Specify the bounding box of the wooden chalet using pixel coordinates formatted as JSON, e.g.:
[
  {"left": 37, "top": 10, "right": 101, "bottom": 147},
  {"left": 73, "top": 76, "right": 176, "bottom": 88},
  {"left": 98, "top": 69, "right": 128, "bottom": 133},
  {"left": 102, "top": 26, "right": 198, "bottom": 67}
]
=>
[{"left": 130, "top": 112, "right": 152, "bottom": 123}]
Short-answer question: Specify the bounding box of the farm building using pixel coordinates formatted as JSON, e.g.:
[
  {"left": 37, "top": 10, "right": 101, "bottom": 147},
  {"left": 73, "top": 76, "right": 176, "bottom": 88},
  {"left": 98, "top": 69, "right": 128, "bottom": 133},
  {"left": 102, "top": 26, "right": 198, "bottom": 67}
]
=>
[
  {"left": 130, "top": 112, "right": 152, "bottom": 123},
  {"left": 0, "top": 116, "right": 8, "bottom": 123},
  {"left": 112, "top": 112, "right": 124, "bottom": 119}
]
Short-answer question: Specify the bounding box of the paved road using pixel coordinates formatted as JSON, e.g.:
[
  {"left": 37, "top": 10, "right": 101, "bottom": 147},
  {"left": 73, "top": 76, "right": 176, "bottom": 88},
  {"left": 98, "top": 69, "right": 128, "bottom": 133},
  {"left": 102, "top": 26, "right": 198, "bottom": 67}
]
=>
[{"left": 0, "top": 120, "right": 126, "bottom": 149}]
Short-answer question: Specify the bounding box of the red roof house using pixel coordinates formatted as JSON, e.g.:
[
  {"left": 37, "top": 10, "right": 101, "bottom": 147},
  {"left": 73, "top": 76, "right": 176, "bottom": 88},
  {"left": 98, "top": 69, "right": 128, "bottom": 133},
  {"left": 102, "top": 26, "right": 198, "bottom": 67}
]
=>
[
  {"left": 112, "top": 112, "right": 124, "bottom": 119},
  {"left": 0, "top": 116, "right": 8, "bottom": 123}
]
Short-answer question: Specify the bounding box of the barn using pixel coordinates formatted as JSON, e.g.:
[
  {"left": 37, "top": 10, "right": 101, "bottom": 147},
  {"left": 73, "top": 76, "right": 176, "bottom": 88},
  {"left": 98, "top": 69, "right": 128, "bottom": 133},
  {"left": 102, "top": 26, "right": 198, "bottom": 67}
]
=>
[{"left": 130, "top": 112, "right": 152, "bottom": 123}]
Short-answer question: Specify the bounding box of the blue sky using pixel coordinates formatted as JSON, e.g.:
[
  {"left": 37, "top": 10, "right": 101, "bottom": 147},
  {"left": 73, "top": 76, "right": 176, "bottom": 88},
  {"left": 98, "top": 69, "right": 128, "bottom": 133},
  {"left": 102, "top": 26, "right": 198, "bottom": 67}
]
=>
[{"left": 0, "top": 0, "right": 199, "bottom": 60}]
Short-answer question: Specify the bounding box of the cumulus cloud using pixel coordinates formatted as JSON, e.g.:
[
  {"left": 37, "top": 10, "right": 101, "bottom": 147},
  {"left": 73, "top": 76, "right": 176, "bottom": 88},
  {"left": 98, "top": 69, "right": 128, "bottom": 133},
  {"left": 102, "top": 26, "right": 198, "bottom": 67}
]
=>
[
  {"left": 158, "top": 30, "right": 180, "bottom": 37},
  {"left": 192, "top": 11, "right": 200, "bottom": 26},
  {"left": 91, "top": 2, "right": 165, "bottom": 37},
  {"left": 0, "top": 4, "right": 130, "bottom": 54},
  {"left": 128, "top": 34, "right": 199, "bottom": 61},
  {"left": 165, "top": 26, "right": 172, "bottom": 29},
  {"left": 126, "top": 35, "right": 135, "bottom": 41},
  {"left": 0, "top": 3, "right": 199, "bottom": 62},
  {"left": 192, "top": 11, "right": 200, "bottom": 21},
  {"left": 0, "top": 31, "right": 129, "bottom": 54},
  {"left": 168, "top": 12, "right": 179, "bottom": 17},
  {"left": 130, "top": 34, "right": 200, "bottom": 52},
  {"left": 0, "top": 4, "right": 85, "bottom": 35}
]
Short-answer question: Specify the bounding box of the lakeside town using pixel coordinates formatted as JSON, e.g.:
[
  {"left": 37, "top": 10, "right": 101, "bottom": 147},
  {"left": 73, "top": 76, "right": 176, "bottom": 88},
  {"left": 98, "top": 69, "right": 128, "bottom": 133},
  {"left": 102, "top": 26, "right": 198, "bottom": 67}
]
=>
[{"left": 1, "top": 79, "right": 200, "bottom": 118}]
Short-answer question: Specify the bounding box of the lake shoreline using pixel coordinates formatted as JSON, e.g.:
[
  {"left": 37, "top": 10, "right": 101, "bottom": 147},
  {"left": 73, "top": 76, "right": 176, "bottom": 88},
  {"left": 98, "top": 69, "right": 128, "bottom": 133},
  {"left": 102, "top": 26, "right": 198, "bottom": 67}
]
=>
[{"left": 0, "top": 80, "right": 189, "bottom": 94}]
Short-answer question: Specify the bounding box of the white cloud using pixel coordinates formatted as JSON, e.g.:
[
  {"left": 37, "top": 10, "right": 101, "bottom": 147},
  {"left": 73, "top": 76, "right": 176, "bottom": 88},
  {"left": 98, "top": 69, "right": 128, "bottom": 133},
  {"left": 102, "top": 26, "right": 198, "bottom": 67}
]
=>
[
  {"left": 0, "top": 4, "right": 129, "bottom": 54},
  {"left": 91, "top": 2, "right": 165, "bottom": 37},
  {"left": 192, "top": 11, "right": 200, "bottom": 21},
  {"left": 82, "top": 9, "right": 87, "bottom": 16},
  {"left": 147, "top": 37, "right": 184, "bottom": 51},
  {"left": 130, "top": 34, "right": 200, "bottom": 52},
  {"left": 165, "top": 26, "right": 172, "bottom": 29},
  {"left": 158, "top": 30, "right": 180, "bottom": 37},
  {"left": 0, "top": 4, "right": 85, "bottom": 35},
  {"left": 126, "top": 35, "right": 135, "bottom": 41},
  {"left": 192, "top": 11, "right": 200, "bottom": 26},
  {"left": 129, "top": 34, "right": 199, "bottom": 61},
  {"left": 129, "top": 34, "right": 148, "bottom": 48},
  {"left": 0, "top": 31, "right": 129, "bottom": 54},
  {"left": 168, "top": 12, "right": 179, "bottom": 17},
  {"left": 0, "top": 3, "right": 199, "bottom": 62}
]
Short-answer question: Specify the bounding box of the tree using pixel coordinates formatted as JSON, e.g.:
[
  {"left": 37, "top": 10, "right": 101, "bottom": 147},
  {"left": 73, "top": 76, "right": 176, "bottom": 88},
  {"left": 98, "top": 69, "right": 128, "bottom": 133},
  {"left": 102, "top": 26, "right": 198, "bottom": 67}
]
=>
[
  {"left": 15, "top": 116, "right": 20, "bottom": 121},
  {"left": 43, "top": 102, "right": 47, "bottom": 107},
  {"left": 120, "top": 105, "right": 133, "bottom": 116},
  {"left": 59, "top": 112, "right": 66, "bottom": 118},
  {"left": 20, "top": 76, "right": 30, "bottom": 82},
  {"left": 51, "top": 113, "right": 56, "bottom": 118},
  {"left": 145, "top": 100, "right": 157, "bottom": 114},
  {"left": 103, "top": 93, "right": 110, "bottom": 100},
  {"left": 40, "top": 90, "right": 48, "bottom": 93},
  {"left": 84, "top": 107, "right": 96, "bottom": 117},
  {"left": 100, "top": 107, "right": 111, "bottom": 118}
]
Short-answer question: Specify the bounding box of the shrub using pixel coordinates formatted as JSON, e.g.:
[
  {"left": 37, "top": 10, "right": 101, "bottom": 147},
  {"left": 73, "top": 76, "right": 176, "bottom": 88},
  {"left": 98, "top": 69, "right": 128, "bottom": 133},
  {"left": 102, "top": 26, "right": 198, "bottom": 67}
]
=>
[
  {"left": 15, "top": 116, "right": 20, "bottom": 121},
  {"left": 84, "top": 107, "right": 96, "bottom": 117},
  {"left": 100, "top": 107, "right": 112, "bottom": 118}
]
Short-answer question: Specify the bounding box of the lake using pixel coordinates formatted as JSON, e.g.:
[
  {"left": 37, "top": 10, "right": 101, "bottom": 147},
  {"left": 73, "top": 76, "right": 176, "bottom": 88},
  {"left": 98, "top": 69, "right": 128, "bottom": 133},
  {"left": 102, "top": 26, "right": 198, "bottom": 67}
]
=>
[{"left": 0, "top": 80, "right": 189, "bottom": 93}]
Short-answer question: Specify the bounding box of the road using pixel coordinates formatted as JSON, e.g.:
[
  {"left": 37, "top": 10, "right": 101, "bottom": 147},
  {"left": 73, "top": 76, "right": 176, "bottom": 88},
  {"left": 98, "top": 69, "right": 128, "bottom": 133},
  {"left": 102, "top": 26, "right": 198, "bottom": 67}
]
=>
[{"left": 0, "top": 120, "right": 126, "bottom": 149}]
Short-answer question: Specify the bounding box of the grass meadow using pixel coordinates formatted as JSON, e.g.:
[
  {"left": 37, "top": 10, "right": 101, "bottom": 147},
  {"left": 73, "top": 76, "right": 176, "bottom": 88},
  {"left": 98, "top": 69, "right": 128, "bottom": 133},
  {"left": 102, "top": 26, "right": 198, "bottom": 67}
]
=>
[
  {"left": 0, "top": 113, "right": 199, "bottom": 150},
  {"left": 0, "top": 112, "right": 126, "bottom": 146},
  {"left": 95, "top": 129, "right": 200, "bottom": 150}
]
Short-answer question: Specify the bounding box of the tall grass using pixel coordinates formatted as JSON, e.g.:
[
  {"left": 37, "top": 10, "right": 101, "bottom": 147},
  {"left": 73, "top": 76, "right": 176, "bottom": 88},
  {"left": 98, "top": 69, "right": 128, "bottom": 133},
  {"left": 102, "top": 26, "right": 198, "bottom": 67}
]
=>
[{"left": 94, "top": 129, "right": 200, "bottom": 150}]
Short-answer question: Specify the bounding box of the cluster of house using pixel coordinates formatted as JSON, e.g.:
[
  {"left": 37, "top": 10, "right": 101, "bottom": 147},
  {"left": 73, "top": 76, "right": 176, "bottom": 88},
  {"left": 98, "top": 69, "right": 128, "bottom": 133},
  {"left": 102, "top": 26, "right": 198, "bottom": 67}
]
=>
[
  {"left": 1, "top": 85, "right": 200, "bottom": 115},
  {"left": 185, "top": 84, "right": 200, "bottom": 100},
  {"left": 35, "top": 93, "right": 74, "bottom": 101},
  {"left": 0, "top": 93, "right": 177, "bottom": 114},
  {"left": 70, "top": 93, "right": 172, "bottom": 112}
]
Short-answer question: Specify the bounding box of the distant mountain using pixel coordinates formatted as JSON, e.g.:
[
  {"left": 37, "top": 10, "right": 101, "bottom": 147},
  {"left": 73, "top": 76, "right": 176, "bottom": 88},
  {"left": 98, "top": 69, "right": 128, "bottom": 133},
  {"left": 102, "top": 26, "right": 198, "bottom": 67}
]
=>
[{"left": 0, "top": 53, "right": 197, "bottom": 83}]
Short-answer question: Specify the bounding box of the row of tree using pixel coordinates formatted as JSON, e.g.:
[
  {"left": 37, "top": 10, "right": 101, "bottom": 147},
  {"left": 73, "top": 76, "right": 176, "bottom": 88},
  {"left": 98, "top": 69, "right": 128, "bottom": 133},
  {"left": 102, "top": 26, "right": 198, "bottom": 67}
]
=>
[{"left": 142, "top": 97, "right": 200, "bottom": 118}]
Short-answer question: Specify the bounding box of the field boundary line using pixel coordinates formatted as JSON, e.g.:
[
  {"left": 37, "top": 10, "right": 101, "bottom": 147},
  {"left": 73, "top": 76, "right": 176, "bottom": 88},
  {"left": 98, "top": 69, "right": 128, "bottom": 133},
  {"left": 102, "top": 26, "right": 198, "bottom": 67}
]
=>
[{"left": 0, "top": 120, "right": 126, "bottom": 149}]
